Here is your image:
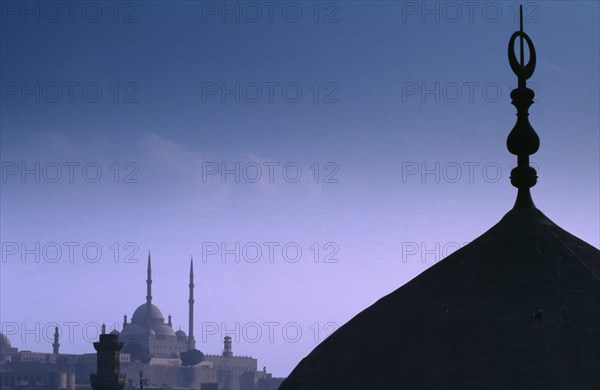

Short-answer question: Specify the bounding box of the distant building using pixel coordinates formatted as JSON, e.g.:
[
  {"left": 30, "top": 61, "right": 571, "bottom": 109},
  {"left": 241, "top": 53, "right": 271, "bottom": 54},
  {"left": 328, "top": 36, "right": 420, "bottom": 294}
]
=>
[
  {"left": 1, "top": 331, "right": 78, "bottom": 389},
  {"left": 0, "top": 255, "right": 285, "bottom": 389},
  {"left": 114, "top": 254, "right": 193, "bottom": 359},
  {"left": 0, "top": 333, "right": 17, "bottom": 364},
  {"left": 0, "top": 369, "right": 76, "bottom": 390}
]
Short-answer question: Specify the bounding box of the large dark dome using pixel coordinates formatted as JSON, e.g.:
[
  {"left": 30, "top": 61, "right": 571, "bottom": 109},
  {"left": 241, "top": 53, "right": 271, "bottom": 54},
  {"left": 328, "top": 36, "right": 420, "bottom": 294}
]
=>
[
  {"left": 281, "top": 7, "right": 599, "bottom": 389},
  {"left": 281, "top": 208, "right": 600, "bottom": 389}
]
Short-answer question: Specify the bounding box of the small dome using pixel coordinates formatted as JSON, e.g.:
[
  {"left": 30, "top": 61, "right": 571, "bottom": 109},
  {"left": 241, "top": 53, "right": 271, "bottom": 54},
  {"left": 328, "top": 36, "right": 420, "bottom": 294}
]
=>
[
  {"left": 152, "top": 324, "right": 176, "bottom": 337},
  {"left": 121, "top": 324, "right": 145, "bottom": 338},
  {"left": 175, "top": 329, "right": 187, "bottom": 340},
  {"left": 131, "top": 303, "right": 165, "bottom": 325},
  {"left": 1, "top": 333, "right": 12, "bottom": 350}
]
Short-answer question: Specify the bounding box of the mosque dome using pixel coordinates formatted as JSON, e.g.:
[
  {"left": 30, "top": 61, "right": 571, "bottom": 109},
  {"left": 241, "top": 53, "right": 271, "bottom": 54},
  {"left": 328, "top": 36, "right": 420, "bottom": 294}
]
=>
[
  {"left": 125, "top": 254, "right": 197, "bottom": 349},
  {"left": 131, "top": 303, "right": 165, "bottom": 325},
  {"left": 0, "top": 333, "right": 11, "bottom": 351},
  {"left": 282, "top": 208, "right": 600, "bottom": 389},
  {"left": 152, "top": 324, "right": 176, "bottom": 337},
  {"left": 281, "top": 9, "right": 599, "bottom": 390},
  {"left": 121, "top": 323, "right": 145, "bottom": 338}
]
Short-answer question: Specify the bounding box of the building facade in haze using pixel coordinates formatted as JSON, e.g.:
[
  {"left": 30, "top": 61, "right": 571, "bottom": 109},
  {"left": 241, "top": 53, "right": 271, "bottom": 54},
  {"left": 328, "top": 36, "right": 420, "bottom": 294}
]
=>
[
  {"left": 112, "top": 255, "right": 194, "bottom": 359},
  {"left": 0, "top": 256, "right": 284, "bottom": 389}
]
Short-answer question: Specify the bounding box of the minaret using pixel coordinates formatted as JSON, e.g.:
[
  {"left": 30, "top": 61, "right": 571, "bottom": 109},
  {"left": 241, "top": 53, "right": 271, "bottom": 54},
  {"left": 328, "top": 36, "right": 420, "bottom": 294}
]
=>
[
  {"left": 146, "top": 252, "right": 152, "bottom": 305},
  {"left": 146, "top": 252, "right": 152, "bottom": 335},
  {"left": 52, "top": 327, "right": 60, "bottom": 355},
  {"left": 507, "top": 5, "right": 539, "bottom": 209},
  {"left": 90, "top": 333, "right": 126, "bottom": 390},
  {"left": 223, "top": 336, "right": 233, "bottom": 358},
  {"left": 188, "top": 256, "right": 196, "bottom": 350}
]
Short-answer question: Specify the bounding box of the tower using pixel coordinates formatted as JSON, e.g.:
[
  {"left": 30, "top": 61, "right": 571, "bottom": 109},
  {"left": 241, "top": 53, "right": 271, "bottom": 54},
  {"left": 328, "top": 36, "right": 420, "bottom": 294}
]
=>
[
  {"left": 223, "top": 336, "right": 233, "bottom": 358},
  {"left": 146, "top": 252, "right": 152, "bottom": 305},
  {"left": 188, "top": 256, "right": 196, "bottom": 350},
  {"left": 90, "top": 333, "right": 126, "bottom": 390},
  {"left": 52, "top": 327, "right": 59, "bottom": 355},
  {"left": 146, "top": 252, "right": 152, "bottom": 333}
]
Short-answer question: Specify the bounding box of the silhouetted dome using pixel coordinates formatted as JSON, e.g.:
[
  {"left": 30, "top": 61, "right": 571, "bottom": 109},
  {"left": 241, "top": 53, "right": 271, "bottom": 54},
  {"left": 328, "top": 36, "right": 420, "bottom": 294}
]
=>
[
  {"left": 0, "top": 333, "right": 11, "bottom": 351},
  {"left": 281, "top": 208, "right": 600, "bottom": 389},
  {"left": 175, "top": 329, "right": 187, "bottom": 340},
  {"left": 281, "top": 10, "right": 600, "bottom": 389},
  {"left": 131, "top": 303, "right": 165, "bottom": 324}
]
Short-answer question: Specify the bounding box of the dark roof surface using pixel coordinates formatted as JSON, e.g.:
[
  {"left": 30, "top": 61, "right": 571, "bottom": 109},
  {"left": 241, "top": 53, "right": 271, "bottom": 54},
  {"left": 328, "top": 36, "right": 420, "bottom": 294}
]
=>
[{"left": 281, "top": 207, "right": 600, "bottom": 389}]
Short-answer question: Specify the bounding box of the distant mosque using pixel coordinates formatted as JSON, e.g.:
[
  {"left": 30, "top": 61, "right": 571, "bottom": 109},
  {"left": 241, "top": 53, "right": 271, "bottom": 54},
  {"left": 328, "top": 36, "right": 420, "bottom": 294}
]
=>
[
  {"left": 1, "top": 254, "right": 285, "bottom": 389},
  {"left": 113, "top": 254, "right": 196, "bottom": 358}
]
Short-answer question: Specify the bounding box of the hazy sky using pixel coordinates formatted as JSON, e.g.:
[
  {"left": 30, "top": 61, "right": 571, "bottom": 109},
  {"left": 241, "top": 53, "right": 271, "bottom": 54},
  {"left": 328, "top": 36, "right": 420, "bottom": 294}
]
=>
[{"left": 1, "top": 1, "right": 598, "bottom": 377}]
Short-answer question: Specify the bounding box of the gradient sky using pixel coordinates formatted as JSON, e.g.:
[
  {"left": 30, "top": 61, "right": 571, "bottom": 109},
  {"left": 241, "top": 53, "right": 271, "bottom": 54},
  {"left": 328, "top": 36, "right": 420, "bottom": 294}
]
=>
[{"left": 1, "top": 0, "right": 598, "bottom": 377}]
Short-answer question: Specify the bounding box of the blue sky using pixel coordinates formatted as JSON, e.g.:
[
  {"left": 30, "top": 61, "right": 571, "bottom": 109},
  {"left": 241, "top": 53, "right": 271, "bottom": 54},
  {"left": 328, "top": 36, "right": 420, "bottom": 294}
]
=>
[{"left": 1, "top": 1, "right": 598, "bottom": 377}]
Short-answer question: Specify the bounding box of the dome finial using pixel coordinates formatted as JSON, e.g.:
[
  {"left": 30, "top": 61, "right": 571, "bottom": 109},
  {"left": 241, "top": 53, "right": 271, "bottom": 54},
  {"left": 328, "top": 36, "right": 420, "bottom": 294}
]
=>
[{"left": 507, "top": 4, "right": 540, "bottom": 209}]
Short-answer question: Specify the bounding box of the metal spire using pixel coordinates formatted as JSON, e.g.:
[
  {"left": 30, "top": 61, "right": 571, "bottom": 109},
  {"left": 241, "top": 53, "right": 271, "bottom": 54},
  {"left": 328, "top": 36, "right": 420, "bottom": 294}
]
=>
[{"left": 507, "top": 5, "right": 539, "bottom": 209}]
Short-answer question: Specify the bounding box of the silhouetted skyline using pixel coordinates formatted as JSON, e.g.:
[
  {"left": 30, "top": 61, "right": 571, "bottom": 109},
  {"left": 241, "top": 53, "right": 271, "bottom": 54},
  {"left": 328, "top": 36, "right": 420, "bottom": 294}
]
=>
[
  {"left": 1, "top": 1, "right": 598, "bottom": 377},
  {"left": 281, "top": 8, "right": 600, "bottom": 387}
]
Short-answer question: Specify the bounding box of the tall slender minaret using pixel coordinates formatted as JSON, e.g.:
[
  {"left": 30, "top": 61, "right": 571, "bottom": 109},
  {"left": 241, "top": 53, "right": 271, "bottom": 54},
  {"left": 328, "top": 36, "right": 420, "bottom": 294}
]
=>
[
  {"left": 188, "top": 256, "right": 196, "bottom": 350},
  {"left": 146, "top": 252, "right": 152, "bottom": 334},
  {"left": 146, "top": 252, "right": 152, "bottom": 305},
  {"left": 52, "top": 327, "right": 60, "bottom": 354}
]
